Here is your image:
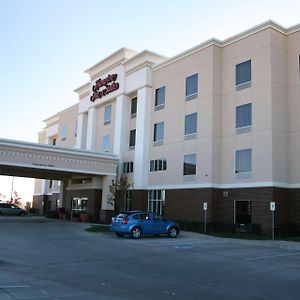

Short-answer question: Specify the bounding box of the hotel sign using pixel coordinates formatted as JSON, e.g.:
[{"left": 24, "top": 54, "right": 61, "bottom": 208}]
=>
[{"left": 90, "top": 73, "right": 119, "bottom": 102}]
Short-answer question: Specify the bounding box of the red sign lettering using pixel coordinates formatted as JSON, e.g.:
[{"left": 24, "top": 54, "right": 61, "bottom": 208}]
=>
[{"left": 90, "top": 74, "right": 119, "bottom": 102}]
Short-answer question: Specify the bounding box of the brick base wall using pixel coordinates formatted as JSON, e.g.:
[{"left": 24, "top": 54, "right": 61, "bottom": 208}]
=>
[{"left": 131, "top": 187, "right": 300, "bottom": 225}]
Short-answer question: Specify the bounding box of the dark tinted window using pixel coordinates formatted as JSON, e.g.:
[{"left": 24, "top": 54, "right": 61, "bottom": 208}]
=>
[
  {"left": 155, "top": 86, "right": 165, "bottom": 107},
  {"left": 236, "top": 60, "right": 251, "bottom": 85},
  {"left": 183, "top": 154, "right": 196, "bottom": 175},
  {"left": 131, "top": 97, "right": 137, "bottom": 115},
  {"left": 235, "top": 149, "right": 252, "bottom": 173},
  {"left": 186, "top": 73, "right": 198, "bottom": 97},
  {"left": 236, "top": 103, "right": 252, "bottom": 128},
  {"left": 153, "top": 214, "right": 163, "bottom": 221},
  {"left": 153, "top": 122, "right": 164, "bottom": 142},
  {"left": 139, "top": 213, "right": 150, "bottom": 220},
  {"left": 129, "top": 129, "right": 136, "bottom": 147},
  {"left": 185, "top": 113, "right": 197, "bottom": 135}
]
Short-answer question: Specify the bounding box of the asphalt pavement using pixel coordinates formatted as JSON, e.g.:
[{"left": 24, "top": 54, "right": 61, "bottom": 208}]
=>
[{"left": 0, "top": 216, "right": 300, "bottom": 300}]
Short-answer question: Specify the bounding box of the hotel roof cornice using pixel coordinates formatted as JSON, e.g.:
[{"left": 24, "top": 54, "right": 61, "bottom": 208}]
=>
[
  {"left": 152, "top": 20, "right": 300, "bottom": 71},
  {"left": 73, "top": 20, "right": 300, "bottom": 96}
]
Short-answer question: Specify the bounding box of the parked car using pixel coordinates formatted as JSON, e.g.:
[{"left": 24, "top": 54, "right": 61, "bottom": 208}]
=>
[
  {"left": 0, "top": 203, "right": 27, "bottom": 216},
  {"left": 110, "top": 211, "right": 180, "bottom": 239}
]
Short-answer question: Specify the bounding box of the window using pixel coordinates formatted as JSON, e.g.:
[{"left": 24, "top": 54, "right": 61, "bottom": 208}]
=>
[
  {"left": 74, "top": 120, "right": 78, "bottom": 137},
  {"left": 49, "top": 180, "right": 53, "bottom": 189},
  {"left": 123, "top": 162, "right": 134, "bottom": 173},
  {"left": 52, "top": 138, "right": 56, "bottom": 146},
  {"left": 150, "top": 158, "right": 167, "bottom": 172},
  {"left": 148, "top": 190, "right": 165, "bottom": 215},
  {"left": 155, "top": 86, "right": 165, "bottom": 109},
  {"left": 236, "top": 60, "right": 251, "bottom": 89},
  {"left": 71, "top": 178, "right": 92, "bottom": 184},
  {"left": 102, "top": 135, "right": 110, "bottom": 152},
  {"left": 185, "top": 73, "right": 198, "bottom": 99},
  {"left": 61, "top": 125, "right": 68, "bottom": 140},
  {"left": 236, "top": 103, "right": 252, "bottom": 129},
  {"left": 235, "top": 149, "right": 252, "bottom": 174},
  {"left": 235, "top": 200, "right": 252, "bottom": 224},
  {"left": 129, "top": 129, "right": 136, "bottom": 148},
  {"left": 183, "top": 154, "right": 196, "bottom": 175},
  {"left": 131, "top": 97, "right": 137, "bottom": 117},
  {"left": 124, "top": 190, "right": 132, "bottom": 211},
  {"left": 185, "top": 113, "right": 197, "bottom": 136},
  {"left": 153, "top": 122, "right": 164, "bottom": 143},
  {"left": 71, "top": 197, "right": 88, "bottom": 214},
  {"left": 104, "top": 105, "right": 112, "bottom": 125}
]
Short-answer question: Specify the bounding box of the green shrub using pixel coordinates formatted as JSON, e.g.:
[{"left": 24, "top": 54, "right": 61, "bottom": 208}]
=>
[{"left": 46, "top": 210, "right": 58, "bottom": 219}]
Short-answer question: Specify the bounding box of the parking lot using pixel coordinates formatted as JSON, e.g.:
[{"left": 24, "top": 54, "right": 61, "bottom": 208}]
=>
[{"left": 0, "top": 216, "right": 300, "bottom": 300}]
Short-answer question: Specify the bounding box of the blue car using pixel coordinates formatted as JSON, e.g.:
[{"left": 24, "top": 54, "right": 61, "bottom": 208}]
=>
[{"left": 110, "top": 211, "right": 180, "bottom": 239}]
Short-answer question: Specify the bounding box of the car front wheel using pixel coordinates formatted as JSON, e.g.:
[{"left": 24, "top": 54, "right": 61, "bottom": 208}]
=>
[
  {"left": 130, "top": 227, "right": 141, "bottom": 239},
  {"left": 168, "top": 227, "right": 178, "bottom": 238}
]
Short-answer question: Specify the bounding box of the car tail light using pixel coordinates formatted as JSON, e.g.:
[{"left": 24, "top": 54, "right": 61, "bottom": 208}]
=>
[{"left": 122, "top": 218, "right": 128, "bottom": 224}]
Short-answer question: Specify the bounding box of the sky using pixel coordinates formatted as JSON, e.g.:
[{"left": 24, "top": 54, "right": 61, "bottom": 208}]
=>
[{"left": 0, "top": 0, "right": 300, "bottom": 205}]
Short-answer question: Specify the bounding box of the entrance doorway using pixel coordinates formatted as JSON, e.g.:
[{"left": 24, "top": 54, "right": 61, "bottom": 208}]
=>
[{"left": 234, "top": 200, "right": 252, "bottom": 224}]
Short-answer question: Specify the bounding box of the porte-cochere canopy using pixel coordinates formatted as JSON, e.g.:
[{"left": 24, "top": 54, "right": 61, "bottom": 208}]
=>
[{"left": 0, "top": 139, "right": 118, "bottom": 180}]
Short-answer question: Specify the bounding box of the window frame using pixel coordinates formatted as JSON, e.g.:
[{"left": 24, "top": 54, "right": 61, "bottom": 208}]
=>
[
  {"left": 150, "top": 158, "right": 167, "bottom": 172},
  {"left": 236, "top": 103, "right": 252, "bottom": 134},
  {"left": 74, "top": 120, "right": 78, "bottom": 137},
  {"left": 104, "top": 105, "right": 112, "bottom": 125},
  {"left": 184, "top": 112, "right": 198, "bottom": 137},
  {"left": 155, "top": 86, "right": 166, "bottom": 110},
  {"left": 235, "top": 60, "right": 251, "bottom": 90},
  {"left": 153, "top": 122, "right": 164, "bottom": 144},
  {"left": 61, "top": 124, "right": 68, "bottom": 141},
  {"left": 102, "top": 135, "right": 110, "bottom": 152},
  {"left": 123, "top": 161, "right": 134, "bottom": 173},
  {"left": 148, "top": 189, "right": 165, "bottom": 215},
  {"left": 183, "top": 154, "right": 197, "bottom": 176},
  {"left": 131, "top": 97, "right": 137, "bottom": 118},
  {"left": 129, "top": 129, "right": 136, "bottom": 149},
  {"left": 185, "top": 73, "right": 198, "bottom": 100},
  {"left": 235, "top": 148, "right": 252, "bottom": 175},
  {"left": 71, "top": 197, "right": 88, "bottom": 214},
  {"left": 234, "top": 200, "right": 252, "bottom": 224}
]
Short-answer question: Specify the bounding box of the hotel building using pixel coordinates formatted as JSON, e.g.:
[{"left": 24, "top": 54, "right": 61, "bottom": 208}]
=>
[{"left": 33, "top": 21, "right": 300, "bottom": 226}]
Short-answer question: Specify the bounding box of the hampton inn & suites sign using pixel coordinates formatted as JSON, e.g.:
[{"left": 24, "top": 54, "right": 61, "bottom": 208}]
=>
[{"left": 90, "top": 74, "right": 119, "bottom": 102}]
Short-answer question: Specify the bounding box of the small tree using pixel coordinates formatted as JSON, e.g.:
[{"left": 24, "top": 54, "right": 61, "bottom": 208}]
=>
[
  {"left": 0, "top": 193, "right": 6, "bottom": 202},
  {"left": 25, "top": 202, "right": 31, "bottom": 212},
  {"left": 9, "top": 191, "right": 22, "bottom": 207},
  {"left": 107, "top": 175, "right": 133, "bottom": 213}
]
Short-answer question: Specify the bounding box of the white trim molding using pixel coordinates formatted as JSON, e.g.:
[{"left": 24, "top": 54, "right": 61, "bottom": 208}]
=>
[{"left": 146, "top": 181, "right": 300, "bottom": 190}]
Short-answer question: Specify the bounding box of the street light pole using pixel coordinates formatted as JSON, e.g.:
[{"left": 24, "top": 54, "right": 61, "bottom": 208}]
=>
[{"left": 10, "top": 176, "right": 15, "bottom": 201}]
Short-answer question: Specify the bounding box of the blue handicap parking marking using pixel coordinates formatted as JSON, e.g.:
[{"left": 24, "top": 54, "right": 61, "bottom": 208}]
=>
[{"left": 173, "top": 243, "right": 194, "bottom": 250}]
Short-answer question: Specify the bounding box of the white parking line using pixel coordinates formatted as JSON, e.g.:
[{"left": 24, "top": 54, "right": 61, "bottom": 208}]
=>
[
  {"left": 124, "top": 238, "right": 227, "bottom": 246},
  {"left": 0, "top": 285, "right": 30, "bottom": 288},
  {"left": 245, "top": 252, "right": 300, "bottom": 261}
]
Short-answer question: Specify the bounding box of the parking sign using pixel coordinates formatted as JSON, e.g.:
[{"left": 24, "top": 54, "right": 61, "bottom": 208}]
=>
[{"left": 270, "top": 202, "right": 276, "bottom": 211}]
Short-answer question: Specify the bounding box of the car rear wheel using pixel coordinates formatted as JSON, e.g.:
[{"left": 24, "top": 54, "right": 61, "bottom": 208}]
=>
[
  {"left": 168, "top": 227, "right": 178, "bottom": 238},
  {"left": 19, "top": 212, "right": 25, "bottom": 217},
  {"left": 130, "top": 227, "right": 141, "bottom": 239}
]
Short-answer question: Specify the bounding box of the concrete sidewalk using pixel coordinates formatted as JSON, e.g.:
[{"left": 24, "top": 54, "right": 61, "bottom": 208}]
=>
[{"left": 180, "top": 230, "right": 300, "bottom": 251}]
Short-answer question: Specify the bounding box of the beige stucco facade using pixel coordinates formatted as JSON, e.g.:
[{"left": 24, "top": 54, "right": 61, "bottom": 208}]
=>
[{"left": 33, "top": 21, "right": 300, "bottom": 225}]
